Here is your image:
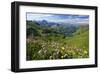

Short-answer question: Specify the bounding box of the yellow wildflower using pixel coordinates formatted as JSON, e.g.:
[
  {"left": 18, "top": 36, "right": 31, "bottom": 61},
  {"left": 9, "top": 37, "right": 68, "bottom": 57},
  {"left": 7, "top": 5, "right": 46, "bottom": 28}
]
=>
[
  {"left": 84, "top": 50, "right": 87, "bottom": 54},
  {"left": 61, "top": 47, "right": 64, "bottom": 50}
]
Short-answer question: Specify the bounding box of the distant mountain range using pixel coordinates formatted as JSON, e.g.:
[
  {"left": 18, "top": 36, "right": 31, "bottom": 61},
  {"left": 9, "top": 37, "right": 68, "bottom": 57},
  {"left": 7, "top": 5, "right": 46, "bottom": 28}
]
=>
[
  {"left": 27, "top": 20, "right": 89, "bottom": 37},
  {"left": 31, "top": 20, "right": 88, "bottom": 27},
  {"left": 33, "top": 20, "right": 61, "bottom": 27}
]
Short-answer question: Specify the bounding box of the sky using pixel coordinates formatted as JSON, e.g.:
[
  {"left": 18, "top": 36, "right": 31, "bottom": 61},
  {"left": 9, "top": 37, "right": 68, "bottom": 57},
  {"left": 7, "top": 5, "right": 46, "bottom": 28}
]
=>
[{"left": 26, "top": 13, "right": 89, "bottom": 24}]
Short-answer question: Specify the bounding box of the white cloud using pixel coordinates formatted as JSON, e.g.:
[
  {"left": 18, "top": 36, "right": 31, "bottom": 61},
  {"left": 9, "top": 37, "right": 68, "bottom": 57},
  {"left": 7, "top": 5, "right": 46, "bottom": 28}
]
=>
[
  {"left": 26, "top": 13, "right": 89, "bottom": 24},
  {"left": 27, "top": 13, "right": 53, "bottom": 20}
]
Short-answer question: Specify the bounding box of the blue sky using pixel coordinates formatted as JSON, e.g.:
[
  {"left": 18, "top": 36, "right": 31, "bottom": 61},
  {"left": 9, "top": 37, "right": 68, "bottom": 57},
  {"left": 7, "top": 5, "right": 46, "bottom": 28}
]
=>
[{"left": 26, "top": 13, "right": 89, "bottom": 24}]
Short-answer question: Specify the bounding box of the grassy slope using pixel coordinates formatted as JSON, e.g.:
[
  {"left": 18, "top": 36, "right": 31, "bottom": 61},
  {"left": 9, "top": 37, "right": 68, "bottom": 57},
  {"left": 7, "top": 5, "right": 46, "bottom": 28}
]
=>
[
  {"left": 66, "top": 27, "right": 89, "bottom": 48},
  {"left": 65, "top": 27, "right": 89, "bottom": 58},
  {"left": 26, "top": 21, "right": 89, "bottom": 60}
]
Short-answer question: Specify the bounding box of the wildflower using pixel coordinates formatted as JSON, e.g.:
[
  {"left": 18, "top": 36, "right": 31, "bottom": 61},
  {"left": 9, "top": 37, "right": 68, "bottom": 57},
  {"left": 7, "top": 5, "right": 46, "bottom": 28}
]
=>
[
  {"left": 61, "top": 56, "right": 64, "bottom": 59},
  {"left": 44, "top": 50, "right": 47, "bottom": 54},
  {"left": 38, "top": 50, "right": 42, "bottom": 54},
  {"left": 53, "top": 53, "right": 56, "bottom": 56},
  {"left": 56, "top": 50, "right": 60, "bottom": 55},
  {"left": 84, "top": 50, "right": 87, "bottom": 54},
  {"left": 63, "top": 54, "right": 68, "bottom": 58},
  {"left": 49, "top": 56, "right": 53, "bottom": 59},
  {"left": 76, "top": 48, "right": 82, "bottom": 52},
  {"left": 61, "top": 47, "right": 64, "bottom": 50}
]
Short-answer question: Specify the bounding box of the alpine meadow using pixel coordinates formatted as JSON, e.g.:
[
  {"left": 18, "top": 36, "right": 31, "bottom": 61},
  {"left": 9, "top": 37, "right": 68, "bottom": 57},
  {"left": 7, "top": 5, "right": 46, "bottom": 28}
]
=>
[{"left": 26, "top": 13, "right": 89, "bottom": 60}]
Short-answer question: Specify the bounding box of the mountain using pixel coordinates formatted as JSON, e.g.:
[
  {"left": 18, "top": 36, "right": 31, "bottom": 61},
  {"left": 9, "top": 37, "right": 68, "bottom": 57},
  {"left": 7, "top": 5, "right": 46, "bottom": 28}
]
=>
[{"left": 35, "top": 20, "right": 61, "bottom": 27}]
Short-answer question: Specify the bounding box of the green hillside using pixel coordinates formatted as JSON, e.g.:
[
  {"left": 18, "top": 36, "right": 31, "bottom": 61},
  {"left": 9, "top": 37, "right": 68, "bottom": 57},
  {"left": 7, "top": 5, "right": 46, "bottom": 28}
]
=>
[
  {"left": 64, "top": 27, "right": 89, "bottom": 58},
  {"left": 26, "top": 21, "right": 89, "bottom": 60}
]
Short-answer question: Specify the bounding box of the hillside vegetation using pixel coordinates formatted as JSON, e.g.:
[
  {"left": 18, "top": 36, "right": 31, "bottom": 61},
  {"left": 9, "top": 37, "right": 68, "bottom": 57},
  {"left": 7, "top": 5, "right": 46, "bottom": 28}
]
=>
[{"left": 26, "top": 21, "right": 89, "bottom": 60}]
